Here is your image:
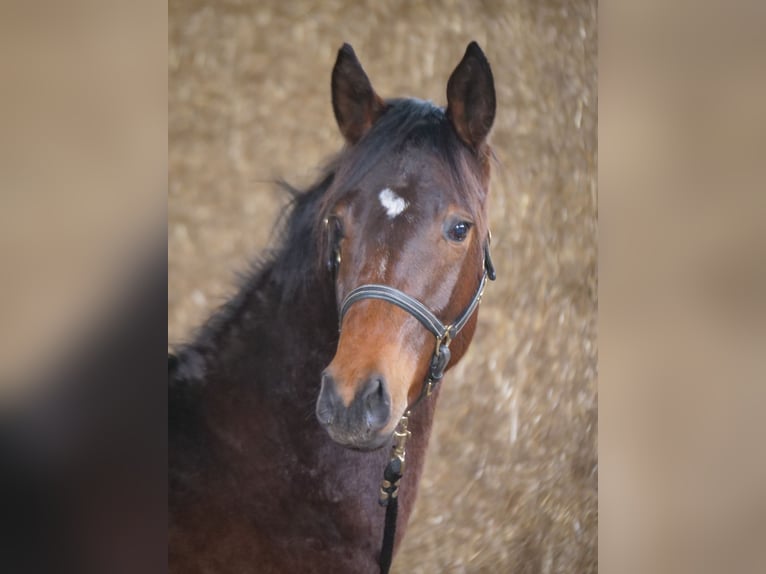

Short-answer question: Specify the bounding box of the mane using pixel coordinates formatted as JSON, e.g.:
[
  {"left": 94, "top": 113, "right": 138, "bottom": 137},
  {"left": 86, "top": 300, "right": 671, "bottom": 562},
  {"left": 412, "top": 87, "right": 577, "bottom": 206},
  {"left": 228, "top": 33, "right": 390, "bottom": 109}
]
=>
[
  {"left": 168, "top": 173, "right": 334, "bottom": 386},
  {"left": 169, "top": 99, "right": 487, "bottom": 386}
]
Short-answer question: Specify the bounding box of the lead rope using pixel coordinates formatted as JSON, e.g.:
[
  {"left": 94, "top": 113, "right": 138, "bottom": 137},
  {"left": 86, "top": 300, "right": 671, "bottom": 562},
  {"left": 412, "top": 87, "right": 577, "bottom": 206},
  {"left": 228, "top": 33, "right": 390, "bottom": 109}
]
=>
[
  {"left": 378, "top": 413, "right": 409, "bottom": 574},
  {"left": 377, "top": 340, "right": 452, "bottom": 574}
]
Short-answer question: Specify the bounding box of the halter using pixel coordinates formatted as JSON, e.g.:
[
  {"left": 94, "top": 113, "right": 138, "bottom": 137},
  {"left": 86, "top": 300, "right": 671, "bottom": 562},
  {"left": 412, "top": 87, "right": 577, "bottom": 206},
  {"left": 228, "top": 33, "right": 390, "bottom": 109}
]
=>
[
  {"left": 325, "top": 219, "right": 496, "bottom": 574},
  {"left": 338, "top": 241, "right": 496, "bottom": 403}
]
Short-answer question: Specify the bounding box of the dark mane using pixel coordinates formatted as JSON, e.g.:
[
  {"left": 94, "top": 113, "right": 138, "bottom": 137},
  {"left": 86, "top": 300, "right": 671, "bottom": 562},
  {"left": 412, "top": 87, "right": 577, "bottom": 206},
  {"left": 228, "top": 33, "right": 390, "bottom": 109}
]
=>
[{"left": 168, "top": 173, "right": 334, "bottom": 388}]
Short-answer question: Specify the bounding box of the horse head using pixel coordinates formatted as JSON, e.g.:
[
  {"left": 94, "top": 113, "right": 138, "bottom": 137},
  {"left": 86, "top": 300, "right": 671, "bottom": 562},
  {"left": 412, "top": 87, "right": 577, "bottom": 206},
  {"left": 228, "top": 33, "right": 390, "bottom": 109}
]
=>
[{"left": 316, "top": 42, "right": 496, "bottom": 450}]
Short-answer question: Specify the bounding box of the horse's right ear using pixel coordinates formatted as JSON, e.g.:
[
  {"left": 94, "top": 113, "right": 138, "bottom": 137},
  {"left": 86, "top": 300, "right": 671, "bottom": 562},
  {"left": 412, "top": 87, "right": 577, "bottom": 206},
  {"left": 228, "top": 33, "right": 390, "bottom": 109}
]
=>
[{"left": 331, "top": 43, "right": 386, "bottom": 145}]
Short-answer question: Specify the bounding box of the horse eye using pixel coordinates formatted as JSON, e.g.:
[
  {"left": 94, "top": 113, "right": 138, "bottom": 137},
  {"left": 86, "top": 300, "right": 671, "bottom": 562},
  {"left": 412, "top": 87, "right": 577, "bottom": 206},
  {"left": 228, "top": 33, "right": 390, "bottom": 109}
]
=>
[{"left": 447, "top": 221, "right": 472, "bottom": 242}]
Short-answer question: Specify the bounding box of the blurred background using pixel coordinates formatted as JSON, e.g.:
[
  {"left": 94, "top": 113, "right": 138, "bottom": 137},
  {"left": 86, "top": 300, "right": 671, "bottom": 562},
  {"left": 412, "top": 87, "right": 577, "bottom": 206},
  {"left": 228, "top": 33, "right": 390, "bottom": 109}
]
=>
[
  {"left": 169, "top": 1, "right": 598, "bottom": 572},
  {"left": 0, "top": 3, "right": 166, "bottom": 572},
  {"left": 0, "top": 1, "right": 165, "bottom": 394}
]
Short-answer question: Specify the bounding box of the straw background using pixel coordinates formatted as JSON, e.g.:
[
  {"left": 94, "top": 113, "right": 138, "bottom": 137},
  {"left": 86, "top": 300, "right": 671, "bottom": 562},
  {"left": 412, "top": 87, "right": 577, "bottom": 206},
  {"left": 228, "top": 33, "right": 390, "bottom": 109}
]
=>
[{"left": 169, "top": 1, "right": 597, "bottom": 572}]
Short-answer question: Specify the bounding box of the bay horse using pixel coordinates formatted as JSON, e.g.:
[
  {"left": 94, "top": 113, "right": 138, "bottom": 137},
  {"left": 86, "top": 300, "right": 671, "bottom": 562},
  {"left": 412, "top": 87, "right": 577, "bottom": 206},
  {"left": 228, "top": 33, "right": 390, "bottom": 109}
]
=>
[{"left": 170, "top": 42, "right": 496, "bottom": 573}]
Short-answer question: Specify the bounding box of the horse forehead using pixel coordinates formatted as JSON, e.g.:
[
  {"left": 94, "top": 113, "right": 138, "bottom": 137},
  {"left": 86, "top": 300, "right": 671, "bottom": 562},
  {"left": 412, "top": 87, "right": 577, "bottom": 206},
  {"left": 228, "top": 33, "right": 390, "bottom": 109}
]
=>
[
  {"left": 362, "top": 181, "right": 444, "bottom": 221},
  {"left": 349, "top": 157, "right": 461, "bottom": 224}
]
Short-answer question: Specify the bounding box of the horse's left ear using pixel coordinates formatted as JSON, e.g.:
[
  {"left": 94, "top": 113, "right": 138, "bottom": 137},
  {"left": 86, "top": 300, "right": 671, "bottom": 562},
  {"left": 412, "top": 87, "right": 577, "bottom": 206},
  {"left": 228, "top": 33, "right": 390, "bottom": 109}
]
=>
[
  {"left": 446, "top": 42, "right": 496, "bottom": 150},
  {"left": 331, "top": 43, "right": 386, "bottom": 145}
]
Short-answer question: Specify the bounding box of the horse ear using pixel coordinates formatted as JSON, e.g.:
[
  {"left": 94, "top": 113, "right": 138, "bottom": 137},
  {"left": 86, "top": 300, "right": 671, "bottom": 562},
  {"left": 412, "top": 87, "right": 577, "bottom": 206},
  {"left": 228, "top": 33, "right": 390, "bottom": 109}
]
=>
[
  {"left": 331, "top": 43, "right": 386, "bottom": 144},
  {"left": 446, "top": 42, "right": 496, "bottom": 150}
]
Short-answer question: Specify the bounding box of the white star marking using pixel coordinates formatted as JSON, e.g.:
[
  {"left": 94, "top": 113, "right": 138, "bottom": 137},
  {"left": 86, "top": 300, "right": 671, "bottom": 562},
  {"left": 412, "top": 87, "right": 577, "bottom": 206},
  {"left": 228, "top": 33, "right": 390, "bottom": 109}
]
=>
[{"left": 378, "top": 188, "right": 408, "bottom": 219}]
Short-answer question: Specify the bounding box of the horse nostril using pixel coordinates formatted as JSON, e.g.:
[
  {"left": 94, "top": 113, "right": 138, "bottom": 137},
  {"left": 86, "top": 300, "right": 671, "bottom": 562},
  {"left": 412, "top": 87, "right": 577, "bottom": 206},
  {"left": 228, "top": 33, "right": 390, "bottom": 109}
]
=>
[{"left": 361, "top": 376, "right": 390, "bottom": 431}]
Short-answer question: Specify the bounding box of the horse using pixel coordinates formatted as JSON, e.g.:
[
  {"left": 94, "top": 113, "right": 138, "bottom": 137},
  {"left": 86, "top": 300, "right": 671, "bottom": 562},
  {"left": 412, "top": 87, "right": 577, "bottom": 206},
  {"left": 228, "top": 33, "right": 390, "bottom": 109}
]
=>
[{"left": 169, "top": 41, "right": 496, "bottom": 573}]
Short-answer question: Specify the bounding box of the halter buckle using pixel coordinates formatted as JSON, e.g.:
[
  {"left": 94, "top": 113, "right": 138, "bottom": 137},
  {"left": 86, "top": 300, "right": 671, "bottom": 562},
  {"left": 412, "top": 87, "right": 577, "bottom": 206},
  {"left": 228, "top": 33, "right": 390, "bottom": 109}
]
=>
[
  {"left": 427, "top": 329, "right": 454, "bottom": 396},
  {"left": 434, "top": 325, "right": 453, "bottom": 356}
]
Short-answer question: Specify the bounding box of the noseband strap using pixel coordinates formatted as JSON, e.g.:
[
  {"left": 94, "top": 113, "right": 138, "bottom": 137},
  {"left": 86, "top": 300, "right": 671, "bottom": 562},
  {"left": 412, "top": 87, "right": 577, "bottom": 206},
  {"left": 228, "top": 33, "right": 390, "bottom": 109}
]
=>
[
  {"left": 339, "top": 242, "right": 494, "bottom": 348},
  {"left": 341, "top": 284, "right": 451, "bottom": 340},
  {"left": 340, "top": 272, "right": 488, "bottom": 340}
]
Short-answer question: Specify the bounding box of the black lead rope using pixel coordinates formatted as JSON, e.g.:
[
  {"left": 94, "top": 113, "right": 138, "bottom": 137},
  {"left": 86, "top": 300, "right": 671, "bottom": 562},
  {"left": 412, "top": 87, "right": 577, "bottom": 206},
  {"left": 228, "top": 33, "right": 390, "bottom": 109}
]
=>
[
  {"left": 378, "top": 457, "right": 401, "bottom": 574},
  {"left": 336, "top": 239, "right": 496, "bottom": 574},
  {"left": 376, "top": 340, "right": 455, "bottom": 574},
  {"left": 378, "top": 415, "right": 408, "bottom": 574}
]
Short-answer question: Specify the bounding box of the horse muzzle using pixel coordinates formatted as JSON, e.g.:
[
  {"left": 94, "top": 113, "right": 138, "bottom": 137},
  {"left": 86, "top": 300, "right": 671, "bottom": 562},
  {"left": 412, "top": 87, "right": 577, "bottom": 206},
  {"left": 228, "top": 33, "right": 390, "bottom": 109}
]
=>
[{"left": 316, "top": 371, "right": 392, "bottom": 450}]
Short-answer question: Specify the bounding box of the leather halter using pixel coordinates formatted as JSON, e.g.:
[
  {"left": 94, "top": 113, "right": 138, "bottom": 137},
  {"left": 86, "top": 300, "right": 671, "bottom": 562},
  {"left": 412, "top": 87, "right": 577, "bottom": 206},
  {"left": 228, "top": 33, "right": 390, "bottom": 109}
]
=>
[{"left": 337, "top": 242, "right": 496, "bottom": 402}]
